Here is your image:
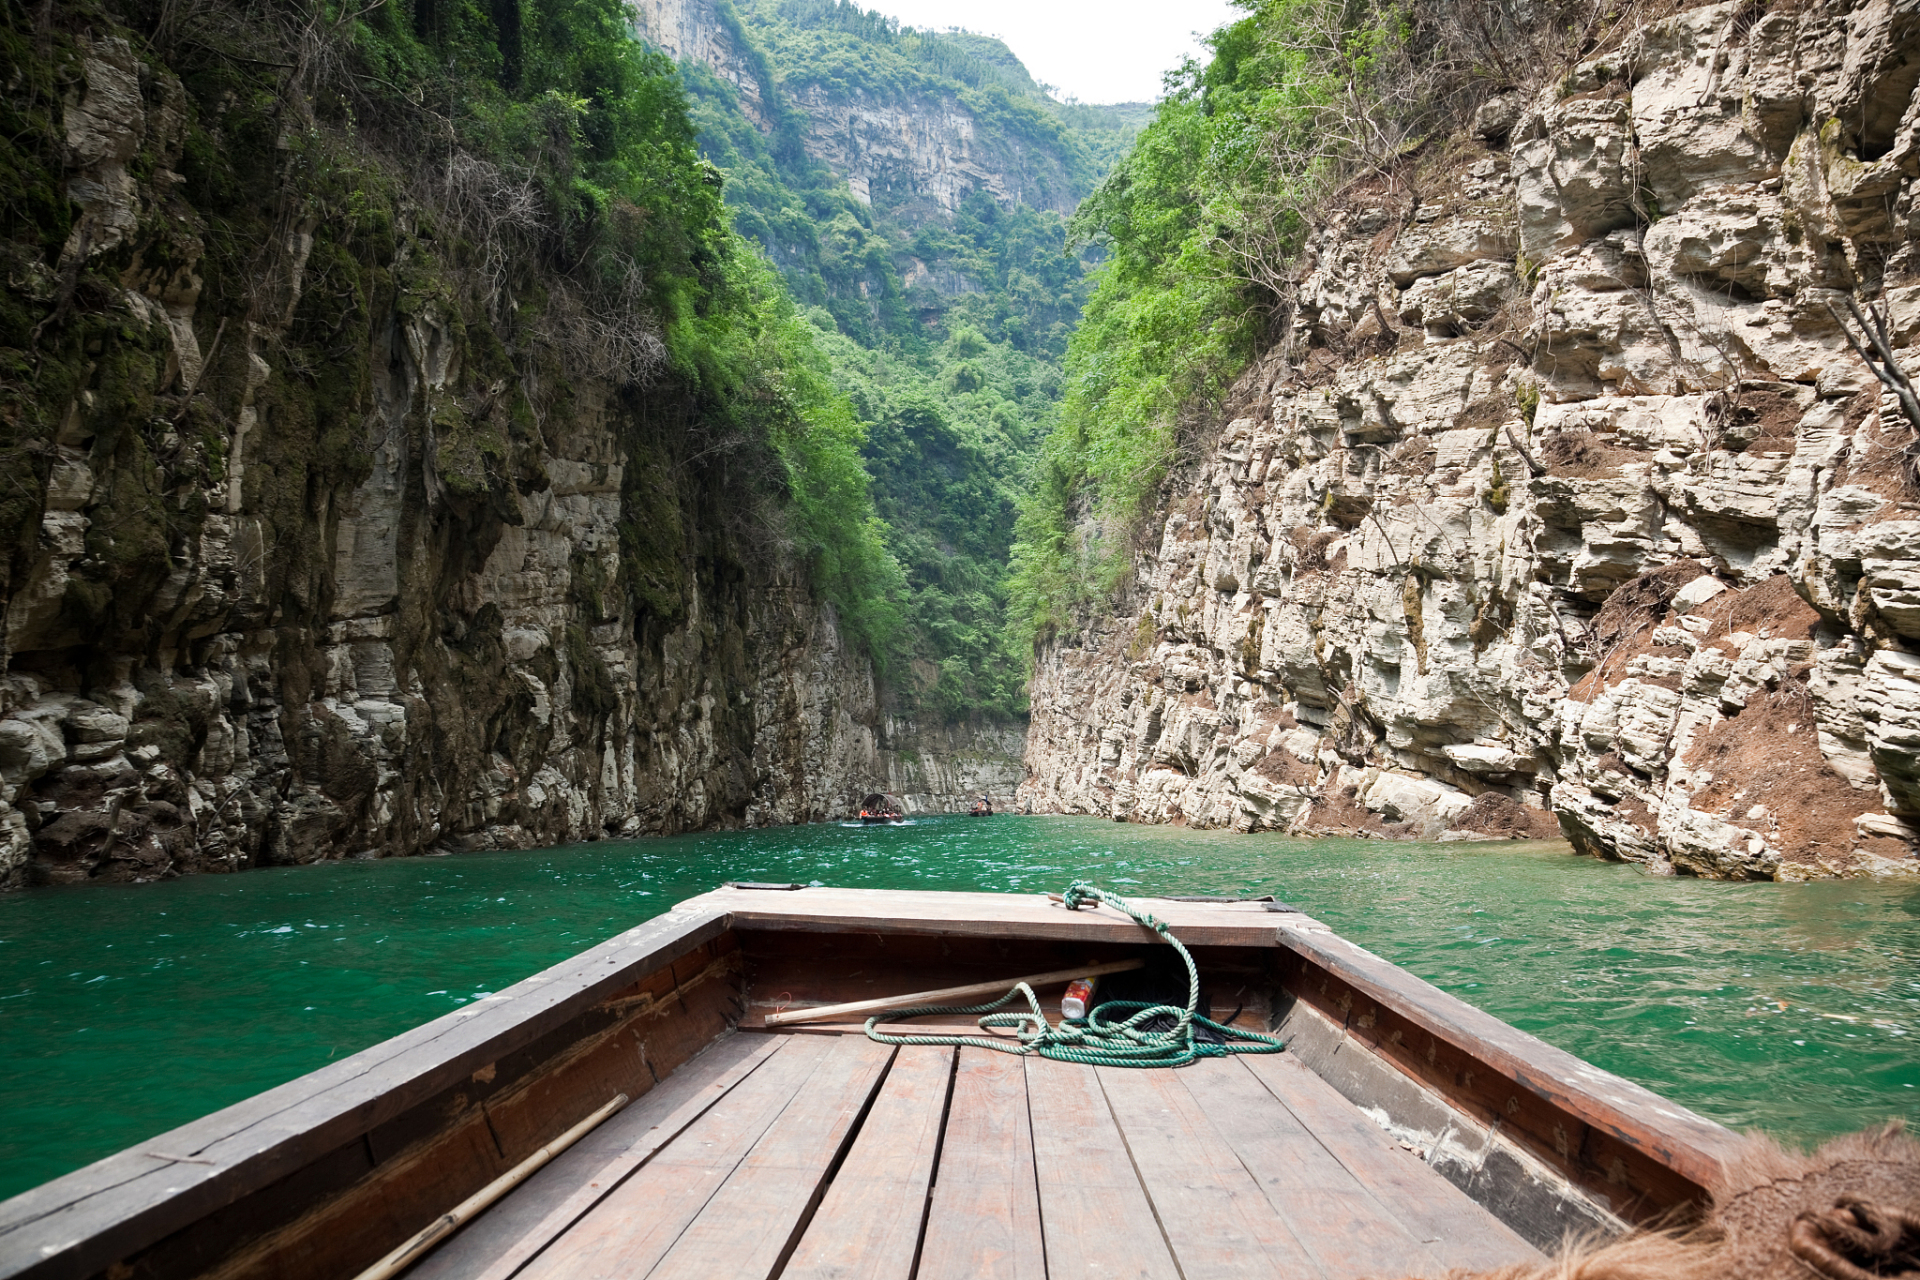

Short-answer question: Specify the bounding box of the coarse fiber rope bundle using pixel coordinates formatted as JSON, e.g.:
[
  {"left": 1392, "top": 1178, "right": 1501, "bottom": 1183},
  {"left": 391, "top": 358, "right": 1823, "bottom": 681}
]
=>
[{"left": 863, "top": 881, "right": 1286, "bottom": 1067}]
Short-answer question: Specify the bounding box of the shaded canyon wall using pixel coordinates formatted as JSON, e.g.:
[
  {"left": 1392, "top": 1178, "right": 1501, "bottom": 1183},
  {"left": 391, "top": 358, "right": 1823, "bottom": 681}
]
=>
[{"left": 0, "top": 33, "right": 892, "bottom": 890}]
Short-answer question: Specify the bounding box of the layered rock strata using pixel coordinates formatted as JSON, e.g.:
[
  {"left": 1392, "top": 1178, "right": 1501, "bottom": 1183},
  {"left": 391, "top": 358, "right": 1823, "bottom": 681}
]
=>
[
  {"left": 1019, "top": 0, "right": 1920, "bottom": 879},
  {"left": 0, "top": 35, "right": 902, "bottom": 890},
  {"left": 879, "top": 716, "right": 1028, "bottom": 813}
]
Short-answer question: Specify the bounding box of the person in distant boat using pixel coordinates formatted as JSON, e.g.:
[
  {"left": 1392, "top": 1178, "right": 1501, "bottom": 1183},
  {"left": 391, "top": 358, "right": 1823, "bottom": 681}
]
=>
[
  {"left": 969, "top": 794, "right": 994, "bottom": 817},
  {"left": 860, "top": 792, "right": 904, "bottom": 822}
]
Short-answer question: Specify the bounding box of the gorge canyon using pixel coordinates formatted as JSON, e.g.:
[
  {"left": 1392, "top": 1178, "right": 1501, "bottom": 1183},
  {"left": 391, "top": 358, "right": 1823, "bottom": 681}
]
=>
[{"left": 4, "top": 0, "right": 1919, "bottom": 889}]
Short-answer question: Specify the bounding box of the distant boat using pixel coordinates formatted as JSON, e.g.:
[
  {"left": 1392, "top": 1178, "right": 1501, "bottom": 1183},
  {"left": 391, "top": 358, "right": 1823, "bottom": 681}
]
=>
[
  {"left": 968, "top": 797, "right": 994, "bottom": 816},
  {"left": 0, "top": 885, "right": 1744, "bottom": 1279},
  {"left": 857, "top": 792, "right": 906, "bottom": 823}
]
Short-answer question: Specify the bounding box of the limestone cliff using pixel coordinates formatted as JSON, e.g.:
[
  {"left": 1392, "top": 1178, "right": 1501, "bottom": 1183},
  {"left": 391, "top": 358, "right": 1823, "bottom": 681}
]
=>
[
  {"left": 631, "top": 0, "right": 772, "bottom": 126},
  {"left": 0, "top": 25, "right": 899, "bottom": 889},
  {"left": 1019, "top": 0, "right": 1920, "bottom": 880},
  {"left": 634, "top": 0, "right": 1084, "bottom": 219},
  {"left": 879, "top": 716, "right": 1027, "bottom": 813}
]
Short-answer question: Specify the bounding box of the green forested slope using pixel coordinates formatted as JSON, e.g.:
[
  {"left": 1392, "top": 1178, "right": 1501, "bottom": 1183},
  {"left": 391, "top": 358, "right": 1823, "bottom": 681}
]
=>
[{"left": 669, "top": 0, "right": 1146, "bottom": 719}]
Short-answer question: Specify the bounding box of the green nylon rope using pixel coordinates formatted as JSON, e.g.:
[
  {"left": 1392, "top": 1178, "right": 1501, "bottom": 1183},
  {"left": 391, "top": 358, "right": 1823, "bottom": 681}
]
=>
[{"left": 863, "top": 881, "right": 1287, "bottom": 1067}]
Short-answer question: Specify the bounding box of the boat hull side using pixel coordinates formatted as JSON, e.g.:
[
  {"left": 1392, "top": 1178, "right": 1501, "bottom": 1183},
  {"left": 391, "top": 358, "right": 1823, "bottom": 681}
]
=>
[{"left": 0, "top": 903, "right": 739, "bottom": 1280}]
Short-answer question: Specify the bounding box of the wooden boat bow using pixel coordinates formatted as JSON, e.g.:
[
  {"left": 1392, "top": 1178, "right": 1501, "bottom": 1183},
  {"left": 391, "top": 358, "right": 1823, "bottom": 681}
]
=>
[{"left": 0, "top": 888, "right": 1747, "bottom": 1280}]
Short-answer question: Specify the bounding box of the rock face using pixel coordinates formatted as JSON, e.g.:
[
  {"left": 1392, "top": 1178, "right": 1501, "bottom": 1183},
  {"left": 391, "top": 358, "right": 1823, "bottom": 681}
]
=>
[
  {"left": 1019, "top": 0, "right": 1920, "bottom": 879},
  {"left": 782, "top": 82, "right": 1080, "bottom": 218},
  {"left": 880, "top": 717, "right": 1028, "bottom": 814},
  {"left": 634, "top": 0, "right": 1083, "bottom": 218},
  {"left": 630, "top": 0, "right": 772, "bottom": 126},
  {"left": 0, "top": 34, "right": 914, "bottom": 891}
]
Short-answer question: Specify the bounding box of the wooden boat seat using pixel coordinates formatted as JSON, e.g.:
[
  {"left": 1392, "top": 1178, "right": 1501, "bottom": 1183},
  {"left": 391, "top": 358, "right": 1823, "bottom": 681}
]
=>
[{"left": 412, "top": 1030, "right": 1540, "bottom": 1280}]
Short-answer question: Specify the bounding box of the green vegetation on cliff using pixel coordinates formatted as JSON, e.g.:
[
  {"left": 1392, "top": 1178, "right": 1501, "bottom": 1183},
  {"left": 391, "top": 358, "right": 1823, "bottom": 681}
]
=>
[
  {"left": 1004, "top": 0, "right": 1545, "bottom": 647},
  {"left": 0, "top": 0, "right": 903, "bottom": 663},
  {"left": 670, "top": 0, "right": 1148, "bottom": 718},
  {"left": 1006, "top": 1, "right": 1362, "bottom": 645}
]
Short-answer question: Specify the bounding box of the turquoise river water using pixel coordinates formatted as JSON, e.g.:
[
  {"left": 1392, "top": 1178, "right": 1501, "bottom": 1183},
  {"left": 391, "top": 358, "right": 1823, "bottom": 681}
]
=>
[{"left": 1, "top": 815, "right": 1916, "bottom": 1200}]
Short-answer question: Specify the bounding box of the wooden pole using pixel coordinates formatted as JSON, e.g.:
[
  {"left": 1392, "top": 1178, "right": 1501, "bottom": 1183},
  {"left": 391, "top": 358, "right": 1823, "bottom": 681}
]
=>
[
  {"left": 762, "top": 958, "right": 1147, "bottom": 1027},
  {"left": 349, "top": 1092, "right": 629, "bottom": 1280}
]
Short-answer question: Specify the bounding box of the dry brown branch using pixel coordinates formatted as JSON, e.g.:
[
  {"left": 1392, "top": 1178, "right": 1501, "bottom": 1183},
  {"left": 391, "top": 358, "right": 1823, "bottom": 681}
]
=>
[
  {"left": 533, "top": 268, "right": 666, "bottom": 389},
  {"left": 1828, "top": 296, "right": 1920, "bottom": 433},
  {"left": 1505, "top": 423, "right": 1544, "bottom": 476},
  {"left": 416, "top": 152, "right": 545, "bottom": 318}
]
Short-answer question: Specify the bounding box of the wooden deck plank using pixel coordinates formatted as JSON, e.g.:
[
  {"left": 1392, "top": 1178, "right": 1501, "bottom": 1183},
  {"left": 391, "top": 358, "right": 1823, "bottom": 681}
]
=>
[
  {"left": 1242, "top": 1053, "right": 1541, "bottom": 1272},
  {"left": 644, "top": 1036, "right": 896, "bottom": 1280},
  {"left": 782, "top": 1046, "right": 954, "bottom": 1280},
  {"left": 513, "top": 1033, "right": 836, "bottom": 1280},
  {"left": 1024, "top": 1058, "right": 1181, "bottom": 1280},
  {"left": 411, "top": 1031, "right": 786, "bottom": 1280},
  {"left": 1177, "top": 1056, "right": 1443, "bottom": 1279},
  {"left": 1097, "top": 1063, "right": 1332, "bottom": 1279},
  {"left": 916, "top": 1050, "right": 1046, "bottom": 1280}
]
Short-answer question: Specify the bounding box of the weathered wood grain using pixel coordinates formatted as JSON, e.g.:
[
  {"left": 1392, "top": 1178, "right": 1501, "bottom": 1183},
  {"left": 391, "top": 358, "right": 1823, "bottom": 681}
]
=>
[
  {"left": 1242, "top": 1053, "right": 1541, "bottom": 1273},
  {"left": 1097, "top": 1063, "right": 1331, "bottom": 1279},
  {"left": 514, "top": 1034, "right": 835, "bottom": 1280},
  {"left": 916, "top": 1050, "right": 1046, "bottom": 1280},
  {"left": 1025, "top": 1058, "right": 1181, "bottom": 1280},
  {"left": 643, "top": 1035, "right": 895, "bottom": 1280},
  {"left": 781, "top": 1045, "right": 953, "bottom": 1280},
  {"left": 1178, "top": 1056, "right": 1446, "bottom": 1278},
  {"left": 408, "top": 1031, "right": 784, "bottom": 1280}
]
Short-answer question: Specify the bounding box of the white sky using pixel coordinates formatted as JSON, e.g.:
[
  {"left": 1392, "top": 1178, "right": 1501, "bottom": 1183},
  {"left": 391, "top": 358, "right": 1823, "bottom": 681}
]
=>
[{"left": 856, "top": 0, "right": 1243, "bottom": 104}]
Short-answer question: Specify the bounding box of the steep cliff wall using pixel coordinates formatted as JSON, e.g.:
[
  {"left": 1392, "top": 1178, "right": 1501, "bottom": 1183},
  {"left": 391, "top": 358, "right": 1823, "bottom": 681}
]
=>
[
  {"left": 879, "top": 716, "right": 1026, "bottom": 812},
  {"left": 636, "top": 0, "right": 1082, "bottom": 218},
  {"left": 781, "top": 81, "right": 1077, "bottom": 218},
  {"left": 630, "top": 0, "right": 772, "bottom": 125},
  {"left": 1019, "top": 0, "right": 1920, "bottom": 880},
  {"left": 0, "top": 23, "right": 886, "bottom": 889}
]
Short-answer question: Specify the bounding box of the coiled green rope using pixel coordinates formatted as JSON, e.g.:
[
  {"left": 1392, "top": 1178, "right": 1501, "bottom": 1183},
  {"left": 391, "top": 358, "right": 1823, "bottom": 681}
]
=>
[{"left": 863, "top": 881, "right": 1286, "bottom": 1067}]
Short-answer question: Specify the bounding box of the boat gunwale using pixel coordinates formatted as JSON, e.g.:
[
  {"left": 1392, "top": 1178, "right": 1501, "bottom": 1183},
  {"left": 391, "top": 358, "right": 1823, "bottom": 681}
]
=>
[
  {"left": 1264, "top": 913, "right": 1742, "bottom": 1189},
  {"left": 0, "top": 901, "right": 733, "bottom": 1280}
]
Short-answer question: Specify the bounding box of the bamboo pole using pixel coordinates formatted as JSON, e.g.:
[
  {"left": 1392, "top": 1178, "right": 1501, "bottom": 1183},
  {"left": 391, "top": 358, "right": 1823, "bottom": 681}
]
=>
[
  {"left": 349, "top": 1092, "right": 629, "bottom": 1280},
  {"left": 762, "top": 958, "right": 1146, "bottom": 1027}
]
